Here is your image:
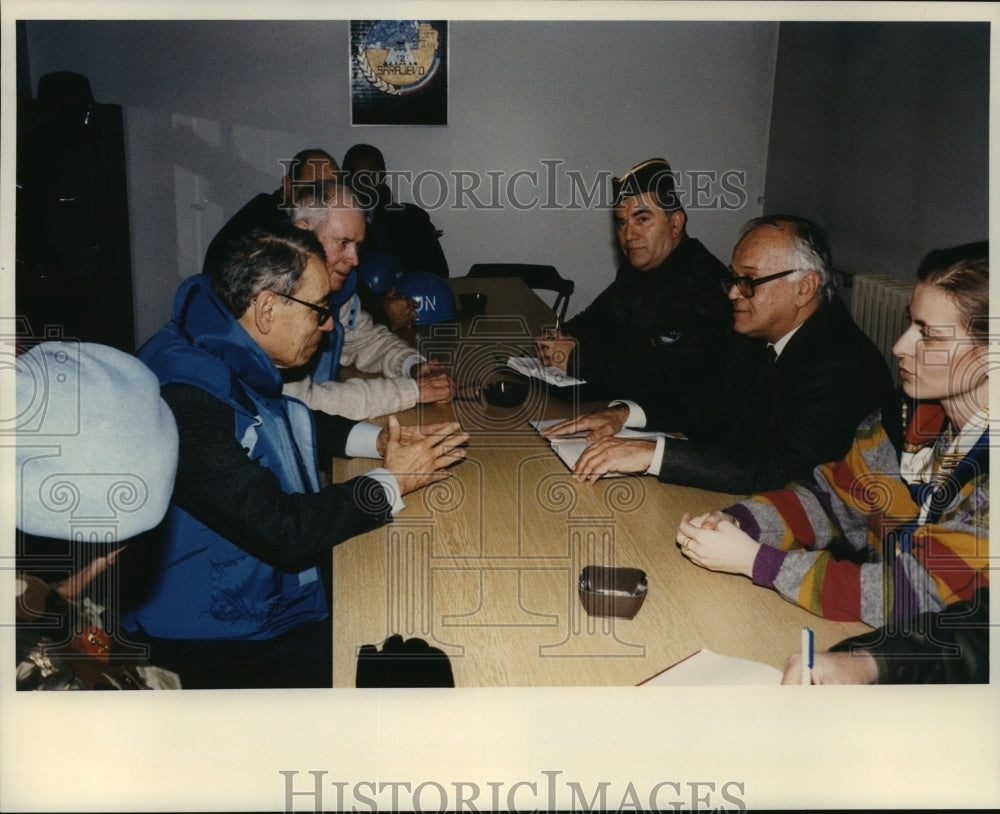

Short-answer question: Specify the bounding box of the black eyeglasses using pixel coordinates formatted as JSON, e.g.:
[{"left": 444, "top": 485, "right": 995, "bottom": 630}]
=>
[
  {"left": 721, "top": 268, "right": 803, "bottom": 298},
  {"left": 269, "top": 290, "right": 336, "bottom": 325}
]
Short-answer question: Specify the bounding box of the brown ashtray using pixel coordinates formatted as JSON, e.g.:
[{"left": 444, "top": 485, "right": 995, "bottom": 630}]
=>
[{"left": 578, "top": 565, "right": 648, "bottom": 619}]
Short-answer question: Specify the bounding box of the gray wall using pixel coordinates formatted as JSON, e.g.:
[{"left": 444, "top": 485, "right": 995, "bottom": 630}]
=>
[
  {"left": 764, "top": 22, "right": 989, "bottom": 282},
  {"left": 22, "top": 20, "right": 778, "bottom": 345},
  {"left": 21, "top": 19, "right": 990, "bottom": 346}
]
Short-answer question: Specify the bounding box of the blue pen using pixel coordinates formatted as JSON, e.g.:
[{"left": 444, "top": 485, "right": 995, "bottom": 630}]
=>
[{"left": 801, "top": 626, "right": 814, "bottom": 685}]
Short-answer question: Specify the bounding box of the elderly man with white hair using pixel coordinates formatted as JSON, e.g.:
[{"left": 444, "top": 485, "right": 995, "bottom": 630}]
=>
[
  {"left": 542, "top": 215, "right": 895, "bottom": 493},
  {"left": 281, "top": 180, "right": 456, "bottom": 419}
]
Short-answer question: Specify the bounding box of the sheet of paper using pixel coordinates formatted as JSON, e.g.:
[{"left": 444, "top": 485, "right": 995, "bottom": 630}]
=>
[
  {"left": 506, "top": 355, "right": 586, "bottom": 387},
  {"left": 639, "top": 649, "right": 782, "bottom": 686},
  {"left": 529, "top": 419, "right": 666, "bottom": 478},
  {"left": 529, "top": 419, "right": 665, "bottom": 440}
]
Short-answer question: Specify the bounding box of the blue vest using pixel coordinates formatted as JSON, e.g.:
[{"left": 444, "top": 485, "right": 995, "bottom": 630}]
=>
[
  {"left": 310, "top": 268, "right": 361, "bottom": 385},
  {"left": 122, "top": 275, "right": 329, "bottom": 640}
]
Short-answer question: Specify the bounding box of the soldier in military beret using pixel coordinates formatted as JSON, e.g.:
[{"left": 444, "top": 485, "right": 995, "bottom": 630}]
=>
[{"left": 535, "top": 157, "right": 732, "bottom": 402}]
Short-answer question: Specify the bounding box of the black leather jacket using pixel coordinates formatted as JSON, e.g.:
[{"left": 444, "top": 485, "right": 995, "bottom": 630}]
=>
[{"left": 830, "top": 588, "right": 989, "bottom": 683}]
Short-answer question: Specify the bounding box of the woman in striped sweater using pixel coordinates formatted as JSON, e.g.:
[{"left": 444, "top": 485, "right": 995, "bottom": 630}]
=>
[{"left": 676, "top": 246, "right": 988, "bottom": 628}]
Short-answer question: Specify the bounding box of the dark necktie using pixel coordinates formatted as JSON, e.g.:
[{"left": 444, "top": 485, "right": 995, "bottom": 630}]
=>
[
  {"left": 726, "top": 342, "right": 778, "bottom": 443},
  {"left": 758, "top": 344, "right": 778, "bottom": 425},
  {"left": 758, "top": 344, "right": 777, "bottom": 389},
  {"left": 742, "top": 344, "right": 778, "bottom": 432}
]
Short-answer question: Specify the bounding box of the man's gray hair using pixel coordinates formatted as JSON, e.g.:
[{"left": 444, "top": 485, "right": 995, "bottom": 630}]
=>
[
  {"left": 741, "top": 214, "right": 835, "bottom": 301},
  {"left": 210, "top": 224, "right": 326, "bottom": 317},
  {"left": 290, "top": 180, "right": 360, "bottom": 230}
]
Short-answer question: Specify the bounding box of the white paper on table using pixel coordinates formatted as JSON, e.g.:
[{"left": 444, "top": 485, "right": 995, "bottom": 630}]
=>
[
  {"left": 638, "top": 649, "right": 782, "bottom": 686},
  {"left": 506, "top": 356, "right": 586, "bottom": 387},
  {"left": 530, "top": 419, "right": 668, "bottom": 477}
]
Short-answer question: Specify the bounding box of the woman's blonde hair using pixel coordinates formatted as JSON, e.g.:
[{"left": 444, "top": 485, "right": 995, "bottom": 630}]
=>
[{"left": 916, "top": 242, "right": 989, "bottom": 342}]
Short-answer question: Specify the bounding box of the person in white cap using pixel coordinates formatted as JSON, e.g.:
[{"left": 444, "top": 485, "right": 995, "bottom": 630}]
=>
[{"left": 15, "top": 341, "right": 181, "bottom": 688}]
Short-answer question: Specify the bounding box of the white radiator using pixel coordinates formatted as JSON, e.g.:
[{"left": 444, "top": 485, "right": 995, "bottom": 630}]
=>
[{"left": 849, "top": 273, "right": 913, "bottom": 387}]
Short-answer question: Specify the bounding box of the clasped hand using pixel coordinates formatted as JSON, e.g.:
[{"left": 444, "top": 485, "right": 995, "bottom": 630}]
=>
[
  {"left": 379, "top": 415, "right": 469, "bottom": 495},
  {"left": 675, "top": 510, "right": 759, "bottom": 578}
]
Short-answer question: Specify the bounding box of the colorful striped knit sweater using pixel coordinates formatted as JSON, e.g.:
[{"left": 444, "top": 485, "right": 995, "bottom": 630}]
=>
[{"left": 726, "top": 404, "right": 989, "bottom": 628}]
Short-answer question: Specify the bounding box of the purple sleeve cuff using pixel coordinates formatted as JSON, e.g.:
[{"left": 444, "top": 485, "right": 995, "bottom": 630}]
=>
[
  {"left": 751, "top": 543, "right": 786, "bottom": 588},
  {"left": 726, "top": 503, "right": 760, "bottom": 540}
]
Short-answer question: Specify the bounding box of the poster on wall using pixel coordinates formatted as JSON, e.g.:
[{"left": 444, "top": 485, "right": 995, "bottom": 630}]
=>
[{"left": 350, "top": 20, "right": 448, "bottom": 125}]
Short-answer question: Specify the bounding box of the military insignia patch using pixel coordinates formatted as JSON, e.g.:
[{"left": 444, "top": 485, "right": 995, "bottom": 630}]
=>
[
  {"left": 657, "top": 330, "right": 683, "bottom": 345},
  {"left": 351, "top": 20, "right": 448, "bottom": 125}
]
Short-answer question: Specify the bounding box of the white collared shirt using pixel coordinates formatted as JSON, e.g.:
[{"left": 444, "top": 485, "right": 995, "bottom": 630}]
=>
[{"left": 769, "top": 321, "right": 804, "bottom": 358}]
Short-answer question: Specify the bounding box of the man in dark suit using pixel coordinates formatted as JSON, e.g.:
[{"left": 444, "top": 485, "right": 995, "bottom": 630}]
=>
[{"left": 542, "top": 215, "right": 895, "bottom": 494}]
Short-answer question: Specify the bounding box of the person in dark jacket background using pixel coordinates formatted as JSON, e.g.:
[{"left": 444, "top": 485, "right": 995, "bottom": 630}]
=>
[
  {"left": 201, "top": 147, "right": 339, "bottom": 276},
  {"left": 342, "top": 143, "right": 449, "bottom": 331},
  {"left": 342, "top": 142, "right": 450, "bottom": 279},
  {"left": 780, "top": 588, "right": 988, "bottom": 684}
]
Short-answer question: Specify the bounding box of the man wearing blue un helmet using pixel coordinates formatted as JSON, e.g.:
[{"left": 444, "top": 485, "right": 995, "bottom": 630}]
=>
[
  {"left": 394, "top": 271, "right": 460, "bottom": 325},
  {"left": 355, "top": 245, "right": 419, "bottom": 332}
]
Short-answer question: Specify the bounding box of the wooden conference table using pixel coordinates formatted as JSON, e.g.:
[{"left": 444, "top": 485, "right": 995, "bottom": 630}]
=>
[{"left": 331, "top": 277, "right": 870, "bottom": 686}]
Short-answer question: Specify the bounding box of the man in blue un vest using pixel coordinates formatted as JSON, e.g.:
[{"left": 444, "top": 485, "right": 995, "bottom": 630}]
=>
[{"left": 122, "top": 224, "right": 467, "bottom": 688}]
